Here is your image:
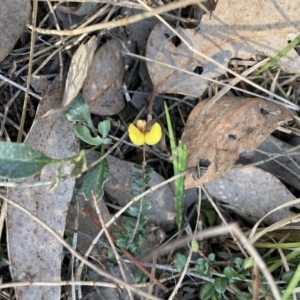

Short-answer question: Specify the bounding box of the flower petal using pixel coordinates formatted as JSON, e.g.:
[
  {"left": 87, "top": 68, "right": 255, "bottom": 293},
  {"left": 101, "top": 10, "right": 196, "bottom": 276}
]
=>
[
  {"left": 145, "top": 122, "right": 162, "bottom": 145},
  {"left": 128, "top": 124, "right": 145, "bottom": 146}
]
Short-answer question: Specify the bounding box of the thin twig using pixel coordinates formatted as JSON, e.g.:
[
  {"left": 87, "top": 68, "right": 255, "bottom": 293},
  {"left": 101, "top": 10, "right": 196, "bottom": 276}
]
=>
[
  {"left": 17, "top": 0, "right": 38, "bottom": 142},
  {"left": 125, "top": 52, "right": 297, "bottom": 110},
  {"left": 168, "top": 247, "right": 193, "bottom": 300},
  {"left": 0, "top": 74, "right": 42, "bottom": 100},
  {"left": 27, "top": 0, "right": 205, "bottom": 36},
  {"left": 92, "top": 194, "right": 134, "bottom": 300},
  {"left": 231, "top": 226, "right": 281, "bottom": 300},
  {"left": 82, "top": 207, "right": 169, "bottom": 292},
  {"left": 0, "top": 90, "right": 22, "bottom": 138},
  {"left": 68, "top": 197, "right": 80, "bottom": 300}
]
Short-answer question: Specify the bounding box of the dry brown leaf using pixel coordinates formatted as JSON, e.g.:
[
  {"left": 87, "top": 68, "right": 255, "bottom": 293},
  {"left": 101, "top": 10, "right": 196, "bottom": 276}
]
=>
[
  {"left": 181, "top": 96, "right": 293, "bottom": 189},
  {"left": 146, "top": 0, "right": 300, "bottom": 97},
  {"left": 0, "top": 0, "right": 31, "bottom": 62},
  {"left": 146, "top": 23, "right": 208, "bottom": 96},
  {"left": 7, "top": 82, "right": 79, "bottom": 300},
  {"left": 82, "top": 39, "right": 125, "bottom": 115},
  {"left": 63, "top": 36, "right": 98, "bottom": 106}
]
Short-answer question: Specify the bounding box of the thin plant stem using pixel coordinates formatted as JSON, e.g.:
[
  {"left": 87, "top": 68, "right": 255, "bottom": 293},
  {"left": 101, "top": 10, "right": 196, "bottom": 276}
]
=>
[
  {"left": 164, "top": 102, "right": 186, "bottom": 229},
  {"left": 126, "top": 145, "right": 147, "bottom": 248},
  {"left": 92, "top": 194, "right": 134, "bottom": 300}
]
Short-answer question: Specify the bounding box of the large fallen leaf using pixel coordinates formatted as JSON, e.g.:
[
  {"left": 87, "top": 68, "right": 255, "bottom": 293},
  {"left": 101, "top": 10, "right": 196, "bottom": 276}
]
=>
[
  {"left": 0, "top": 0, "right": 31, "bottom": 62},
  {"left": 63, "top": 36, "right": 98, "bottom": 106},
  {"left": 7, "top": 81, "right": 79, "bottom": 300},
  {"left": 82, "top": 39, "right": 125, "bottom": 115},
  {"left": 181, "top": 96, "right": 293, "bottom": 189},
  {"left": 146, "top": 0, "right": 300, "bottom": 97},
  {"left": 205, "top": 166, "right": 299, "bottom": 225}
]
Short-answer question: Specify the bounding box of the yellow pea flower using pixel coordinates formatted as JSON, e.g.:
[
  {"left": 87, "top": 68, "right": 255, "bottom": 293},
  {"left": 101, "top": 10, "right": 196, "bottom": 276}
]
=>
[{"left": 128, "top": 120, "right": 162, "bottom": 146}]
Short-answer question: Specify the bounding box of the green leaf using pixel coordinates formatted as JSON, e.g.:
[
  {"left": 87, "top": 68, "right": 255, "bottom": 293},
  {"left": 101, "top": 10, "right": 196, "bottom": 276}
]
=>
[
  {"left": 195, "top": 262, "right": 211, "bottom": 276},
  {"left": 224, "top": 266, "right": 245, "bottom": 281},
  {"left": 134, "top": 269, "right": 148, "bottom": 283},
  {"left": 139, "top": 214, "right": 148, "bottom": 227},
  {"left": 98, "top": 120, "right": 111, "bottom": 138},
  {"left": 116, "top": 237, "right": 128, "bottom": 248},
  {"left": 142, "top": 201, "right": 152, "bottom": 210},
  {"left": 197, "top": 258, "right": 206, "bottom": 266},
  {"left": 174, "top": 253, "right": 187, "bottom": 272},
  {"left": 112, "top": 228, "right": 123, "bottom": 237},
  {"left": 191, "top": 239, "right": 199, "bottom": 252},
  {"left": 224, "top": 266, "right": 239, "bottom": 279},
  {"left": 235, "top": 292, "right": 252, "bottom": 300},
  {"left": 107, "top": 249, "right": 116, "bottom": 261},
  {"left": 204, "top": 209, "right": 217, "bottom": 227},
  {"left": 139, "top": 230, "right": 150, "bottom": 240},
  {"left": 128, "top": 242, "right": 139, "bottom": 254},
  {"left": 145, "top": 166, "right": 153, "bottom": 174},
  {"left": 133, "top": 178, "right": 143, "bottom": 188},
  {"left": 144, "top": 175, "right": 152, "bottom": 184},
  {"left": 243, "top": 257, "right": 253, "bottom": 269},
  {"left": 208, "top": 253, "right": 216, "bottom": 264},
  {"left": 131, "top": 246, "right": 142, "bottom": 257},
  {"left": 199, "top": 282, "right": 216, "bottom": 300},
  {"left": 79, "top": 158, "right": 109, "bottom": 200},
  {"left": 282, "top": 270, "right": 295, "bottom": 283},
  {"left": 100, "top": 137, "right": 111, "bottom": 145},
  {"left": 0, "top": 142, "right": 57, "bottom": 179},
  {"left": 123, "top": 218, "right": 136, "bottom": 231},
  {"left": 74, "top": 125, "right": 102, "bottom": 146},
  {"left": 132, "top": 172, "right": 142, "bottom": 179},
  {"left": 127, "top": 206, "right": 139, "bottom": 217},
  {"left": 69, "top": 150, "right": 87, "bottom": 178},
  {"left": 234, "top": 257, "right": 244, "bottom": 268},
  {"left": 130, "top": 190, "right": 140, "bottom": 197},
  {"left": 66, "top": 93, "right": 94, "bottom": 129},
  {"left": 214, "top": 277, "right": 227, "bottom": 294}
]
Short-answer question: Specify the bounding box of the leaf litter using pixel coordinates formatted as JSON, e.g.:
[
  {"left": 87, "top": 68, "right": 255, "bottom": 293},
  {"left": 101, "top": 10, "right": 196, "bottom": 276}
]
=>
[
  {"left": 82, "top": 39, "right": 125, "bottom": 115},
  {"left": 146, "top": 0, "right": 300, "bottom": 97},
  {"left": 1, "top": 0, "right": 300, "bottom": 299},
  {"left": 181, "top": 96, "right": 293, "bottom": 188},
  {"left": 0, "top": 0, "right": 31, "bottom": 62},
  {"left": 6, "top": 79, "right": 79, "bottom": 300}
]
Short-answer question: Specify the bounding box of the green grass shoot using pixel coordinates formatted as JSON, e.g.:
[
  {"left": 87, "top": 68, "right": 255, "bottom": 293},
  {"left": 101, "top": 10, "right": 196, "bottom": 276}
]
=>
[
  {"left": 256, "top": 33, "right": 300, "bottom": 74},
  {"left": 164, "top": 102, "right": 187, "bottom": 230}
]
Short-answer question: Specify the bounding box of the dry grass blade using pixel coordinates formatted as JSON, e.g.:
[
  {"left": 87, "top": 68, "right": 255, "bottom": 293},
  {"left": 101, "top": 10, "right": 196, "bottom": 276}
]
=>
[
  {"left": 26, "top": 0, "right": 203, "bottom": 35},
  {"left": 249, "top": 198, "right": 300, "bottom": 242}
]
